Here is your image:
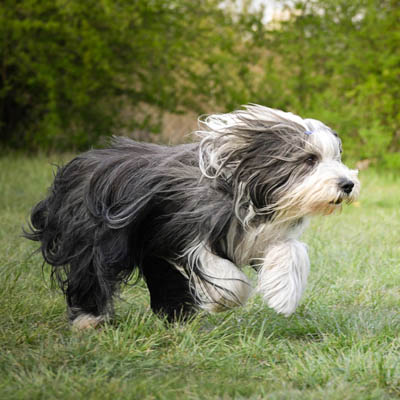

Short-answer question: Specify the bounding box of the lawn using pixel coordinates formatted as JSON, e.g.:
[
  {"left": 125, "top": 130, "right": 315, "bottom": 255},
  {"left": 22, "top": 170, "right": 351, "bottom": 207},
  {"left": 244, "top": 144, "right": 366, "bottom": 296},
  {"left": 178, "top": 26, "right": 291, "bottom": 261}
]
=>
[{"left": 1, "top": 154, "right": 399, "bottom": 399}]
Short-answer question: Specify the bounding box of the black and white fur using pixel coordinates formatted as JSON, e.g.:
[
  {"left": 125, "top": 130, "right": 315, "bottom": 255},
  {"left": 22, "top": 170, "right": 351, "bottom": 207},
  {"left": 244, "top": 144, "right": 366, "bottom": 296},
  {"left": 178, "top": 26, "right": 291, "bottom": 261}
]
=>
[{"left": 25, "top": 105, "right": 360, "bottom": 329}]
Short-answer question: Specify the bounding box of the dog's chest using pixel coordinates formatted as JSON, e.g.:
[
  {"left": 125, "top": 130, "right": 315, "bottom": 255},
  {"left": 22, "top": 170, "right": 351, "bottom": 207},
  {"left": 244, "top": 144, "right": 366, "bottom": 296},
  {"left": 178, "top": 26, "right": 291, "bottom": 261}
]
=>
[{"left": 231, "top": 218, "right": 308, "bottom": 267}]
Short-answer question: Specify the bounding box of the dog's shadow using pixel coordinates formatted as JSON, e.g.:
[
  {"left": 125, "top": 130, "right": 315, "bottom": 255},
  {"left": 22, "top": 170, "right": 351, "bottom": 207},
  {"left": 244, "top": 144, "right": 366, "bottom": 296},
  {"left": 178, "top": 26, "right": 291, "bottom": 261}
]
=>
[{"left": 196, "top": 302, "right": 354, "bottom": 344}]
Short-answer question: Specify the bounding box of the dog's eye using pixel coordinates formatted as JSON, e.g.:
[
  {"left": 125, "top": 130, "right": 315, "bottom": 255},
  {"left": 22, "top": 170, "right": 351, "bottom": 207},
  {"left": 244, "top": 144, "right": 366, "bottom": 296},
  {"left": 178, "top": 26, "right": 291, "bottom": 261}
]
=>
[{"left": 305, "top": 154, "right": 318, "bottom": 166}]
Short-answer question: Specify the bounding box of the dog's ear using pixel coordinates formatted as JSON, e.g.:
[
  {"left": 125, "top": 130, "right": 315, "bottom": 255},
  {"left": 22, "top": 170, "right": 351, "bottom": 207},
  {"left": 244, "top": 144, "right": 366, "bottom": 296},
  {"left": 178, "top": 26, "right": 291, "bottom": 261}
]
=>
[{"left": 197, "top": 104, "right": 307, "bottom": 179}]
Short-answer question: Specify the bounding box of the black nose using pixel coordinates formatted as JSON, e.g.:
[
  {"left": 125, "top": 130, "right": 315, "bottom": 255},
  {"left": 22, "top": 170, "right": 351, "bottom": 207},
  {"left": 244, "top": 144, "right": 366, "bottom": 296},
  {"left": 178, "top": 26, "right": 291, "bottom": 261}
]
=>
[{"left": 339, "top": 178, "right": 354, "bottom": 194}]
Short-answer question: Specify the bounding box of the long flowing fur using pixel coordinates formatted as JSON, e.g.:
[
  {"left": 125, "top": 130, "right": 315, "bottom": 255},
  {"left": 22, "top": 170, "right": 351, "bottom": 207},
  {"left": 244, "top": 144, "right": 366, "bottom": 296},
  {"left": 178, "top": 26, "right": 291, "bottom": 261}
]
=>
[{"left": 25, "top": 105, "right": 360, "bottom": 327}]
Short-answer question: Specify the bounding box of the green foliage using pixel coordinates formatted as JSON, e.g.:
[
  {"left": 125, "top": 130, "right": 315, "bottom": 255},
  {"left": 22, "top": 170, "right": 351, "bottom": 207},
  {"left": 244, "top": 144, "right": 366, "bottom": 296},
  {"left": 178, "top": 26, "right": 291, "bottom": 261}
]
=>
[
  {"left": 0, "top": 0, "right": 260, "bottom": 150},
  {"left": 256, "top": 0, "right": 400, "bottom": 165}
]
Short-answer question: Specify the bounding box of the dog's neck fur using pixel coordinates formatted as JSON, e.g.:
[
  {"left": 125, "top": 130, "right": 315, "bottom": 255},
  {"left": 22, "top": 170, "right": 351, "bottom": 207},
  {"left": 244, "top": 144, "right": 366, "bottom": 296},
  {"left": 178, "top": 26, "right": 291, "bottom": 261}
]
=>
[{"left": 225, "top": 216, "right": 309, "bottom": 268}]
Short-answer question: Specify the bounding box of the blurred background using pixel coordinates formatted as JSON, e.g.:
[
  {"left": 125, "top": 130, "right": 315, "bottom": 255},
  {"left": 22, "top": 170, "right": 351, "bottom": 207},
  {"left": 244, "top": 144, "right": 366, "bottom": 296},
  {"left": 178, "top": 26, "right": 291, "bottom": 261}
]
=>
[{"left": 0, "top": 0, "right": 399, "bottom": 170}]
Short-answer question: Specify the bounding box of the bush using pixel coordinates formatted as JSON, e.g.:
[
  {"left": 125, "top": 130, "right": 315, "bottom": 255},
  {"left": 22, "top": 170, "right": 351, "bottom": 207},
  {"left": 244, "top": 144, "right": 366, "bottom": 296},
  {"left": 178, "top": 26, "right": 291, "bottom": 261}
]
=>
[
  {"left": 0, "top": 0, "right": 261, "bottom": 150},
  {"left": 254, "top": 0, "right": 400, "bottom": 165}
]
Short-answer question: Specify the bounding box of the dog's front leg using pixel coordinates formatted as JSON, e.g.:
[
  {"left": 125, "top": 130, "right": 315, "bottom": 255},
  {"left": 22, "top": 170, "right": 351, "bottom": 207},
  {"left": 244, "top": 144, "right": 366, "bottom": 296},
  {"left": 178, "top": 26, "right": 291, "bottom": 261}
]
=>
[
  {"left": 193, "top": 248, "right": 253, "bottom": 312},
  {"left": 257, "top": 240, "right": 310, "bottom": 316}
]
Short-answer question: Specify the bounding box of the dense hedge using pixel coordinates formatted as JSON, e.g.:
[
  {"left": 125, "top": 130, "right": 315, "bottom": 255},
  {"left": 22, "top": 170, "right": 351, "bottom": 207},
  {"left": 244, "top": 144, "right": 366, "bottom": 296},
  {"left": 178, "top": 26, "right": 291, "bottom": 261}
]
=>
[
  {"left": 1, "top": 0, "right": 399, "bottom": 167},
  {"left": 260, "top": 0, "right": 400, "bottom": 168},
  {"left": 0, "top": 0, "right": 260, "bottom": 150}
]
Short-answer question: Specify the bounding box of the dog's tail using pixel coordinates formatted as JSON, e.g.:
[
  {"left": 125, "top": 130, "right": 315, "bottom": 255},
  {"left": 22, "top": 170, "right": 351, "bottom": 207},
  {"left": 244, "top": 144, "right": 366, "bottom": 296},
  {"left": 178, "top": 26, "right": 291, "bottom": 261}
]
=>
[
  {"left": 23, "top": 167, "right": 67, "bottom": 266},
  {"left": 24, "top": 197, "right": 49, "bottom": 243}
]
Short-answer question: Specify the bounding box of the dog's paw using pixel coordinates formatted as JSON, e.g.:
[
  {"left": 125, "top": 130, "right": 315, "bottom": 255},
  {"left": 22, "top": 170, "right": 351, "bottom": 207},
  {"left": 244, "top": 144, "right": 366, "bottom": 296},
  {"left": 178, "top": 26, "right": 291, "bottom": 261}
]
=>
[
  {"left": 263, "top": 287, "right": 299, "bottom": 317},
  {"left": 71, "top": 314, "right": 104, "bottom": 330},
  {"left": 257, "top": 240, "right": 310, "bottom": 316}
]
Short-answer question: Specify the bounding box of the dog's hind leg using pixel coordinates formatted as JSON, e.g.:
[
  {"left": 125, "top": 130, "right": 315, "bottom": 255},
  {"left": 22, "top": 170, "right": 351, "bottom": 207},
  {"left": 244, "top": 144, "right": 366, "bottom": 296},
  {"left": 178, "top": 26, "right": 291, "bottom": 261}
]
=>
[
  {"left": 66, "top": 269, "right": 110, "bottom": 329},
  {"left": 66, "top": 258, "right": 119, "bottom": 329},
  {"left": 66, "top": 227, "right": 137, "bottom": 329},
  {"left": 257, "top": 240, "right": 310, "bottom": 316},
  {"left": 142, "top": 257, "right": 198, "bottom": 322}
]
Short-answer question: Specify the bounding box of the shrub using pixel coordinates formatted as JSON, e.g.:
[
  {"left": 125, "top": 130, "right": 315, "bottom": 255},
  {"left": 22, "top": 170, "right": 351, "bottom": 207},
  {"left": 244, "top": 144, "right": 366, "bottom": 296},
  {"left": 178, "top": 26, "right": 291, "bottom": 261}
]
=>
[{"left": 0, "top": 0, "right": 261, "bottom": 150}]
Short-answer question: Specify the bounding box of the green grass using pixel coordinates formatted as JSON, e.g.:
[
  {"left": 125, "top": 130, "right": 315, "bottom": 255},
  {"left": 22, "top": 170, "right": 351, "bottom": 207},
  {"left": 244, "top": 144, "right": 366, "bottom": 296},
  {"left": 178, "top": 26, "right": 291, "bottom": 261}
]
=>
[{"left": 1, "top": 154, "right": 400, "bottom": 399}]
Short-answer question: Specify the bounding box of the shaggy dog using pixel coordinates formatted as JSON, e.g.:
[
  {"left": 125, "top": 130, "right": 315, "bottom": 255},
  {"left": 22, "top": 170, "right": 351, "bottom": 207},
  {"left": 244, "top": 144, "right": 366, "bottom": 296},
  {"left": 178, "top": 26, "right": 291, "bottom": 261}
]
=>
[{"left": 25, "top": 105, "right": 360, "bottom": 329}]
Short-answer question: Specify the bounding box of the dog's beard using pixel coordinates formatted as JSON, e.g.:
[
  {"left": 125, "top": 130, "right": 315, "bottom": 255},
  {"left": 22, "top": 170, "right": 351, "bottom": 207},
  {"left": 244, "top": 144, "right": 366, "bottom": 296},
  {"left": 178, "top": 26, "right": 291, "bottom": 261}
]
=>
[{"left": 270, "top": 161, "right": 360, "bottom": 220}]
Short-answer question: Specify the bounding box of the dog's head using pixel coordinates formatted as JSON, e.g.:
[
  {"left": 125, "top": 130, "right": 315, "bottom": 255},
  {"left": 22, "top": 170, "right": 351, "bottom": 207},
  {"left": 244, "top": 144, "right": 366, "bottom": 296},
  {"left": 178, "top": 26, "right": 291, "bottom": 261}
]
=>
[{"left": 198, "top": 104, "right": 360, "bottom": 223}]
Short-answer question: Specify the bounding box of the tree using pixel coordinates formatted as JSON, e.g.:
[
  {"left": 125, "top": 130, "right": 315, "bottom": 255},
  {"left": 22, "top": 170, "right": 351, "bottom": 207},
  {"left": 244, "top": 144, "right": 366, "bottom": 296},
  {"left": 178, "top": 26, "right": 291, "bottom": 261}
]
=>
[
  {"left": 257, "top": 0, "right": 400, "bottom": 166},
  {"left": 0, "top": 0, "right": 262, "bottom": 150}
]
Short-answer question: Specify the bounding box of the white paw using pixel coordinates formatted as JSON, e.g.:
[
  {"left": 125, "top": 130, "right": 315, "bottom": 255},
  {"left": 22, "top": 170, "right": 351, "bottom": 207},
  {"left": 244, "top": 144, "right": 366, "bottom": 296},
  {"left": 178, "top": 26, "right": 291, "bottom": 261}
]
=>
[
  {"left": 72, "top": 314, "right": 104, "bottom": 330},
  {"left": 257, "top": 240, "right": 309, "bottom": 316}
]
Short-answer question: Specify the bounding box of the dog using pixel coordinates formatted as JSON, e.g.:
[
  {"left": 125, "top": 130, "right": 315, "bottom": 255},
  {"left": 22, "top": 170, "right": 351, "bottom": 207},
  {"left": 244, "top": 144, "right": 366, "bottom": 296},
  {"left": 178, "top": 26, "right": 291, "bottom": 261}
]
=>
[{"left": 25, "top": 105, "right": 360, "bottom": 329}]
